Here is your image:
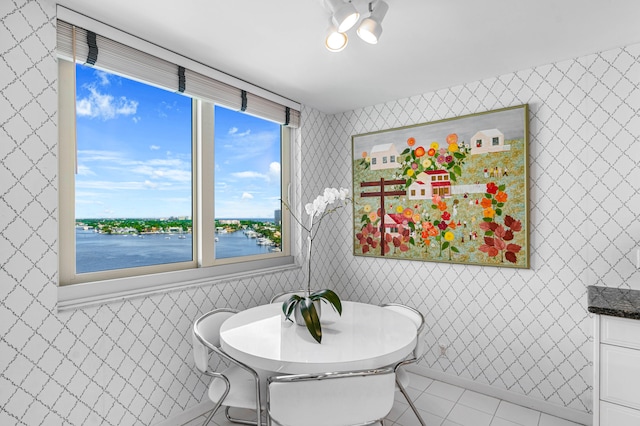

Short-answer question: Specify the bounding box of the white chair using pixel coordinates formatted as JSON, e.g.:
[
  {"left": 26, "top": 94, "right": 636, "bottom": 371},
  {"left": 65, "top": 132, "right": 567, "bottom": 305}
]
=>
[
  {"left": 381, "top": 303, "right": 426, "bottom": 426},
  {"left": 193, "top": 308, "right": 267, "bottom": 426},
  {"left": 266, "top": 367, "right": 396, "bottom": 426},
  {"left": 270, "top": 289, "right": 313, "bottom": 304}
]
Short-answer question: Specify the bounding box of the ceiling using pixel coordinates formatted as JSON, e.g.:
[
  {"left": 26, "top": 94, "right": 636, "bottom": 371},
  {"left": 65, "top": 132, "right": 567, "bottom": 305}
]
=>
[{"left": 56, "top": 0, "right": 640, "bottom": 115}]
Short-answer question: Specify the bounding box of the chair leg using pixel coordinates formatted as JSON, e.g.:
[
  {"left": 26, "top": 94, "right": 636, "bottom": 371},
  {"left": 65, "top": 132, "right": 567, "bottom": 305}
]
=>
[
  {"left": 225, "top": 406, "right": 263, "bottom": 426},
  {"left": 396, "top": 377, "right": 426, "bottom": 426},
  {"left": 202, "top": 400, "right": 224, "bottom": 426}
]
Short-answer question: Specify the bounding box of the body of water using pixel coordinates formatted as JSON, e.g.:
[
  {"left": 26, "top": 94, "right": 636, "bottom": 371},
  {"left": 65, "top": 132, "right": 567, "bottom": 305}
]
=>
[{"left": 76, "top": 229, "right": 275, "bottom": 273}]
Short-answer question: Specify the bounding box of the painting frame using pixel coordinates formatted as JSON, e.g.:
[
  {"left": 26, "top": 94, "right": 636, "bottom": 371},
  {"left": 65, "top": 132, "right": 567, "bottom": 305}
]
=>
[{"left": 352, "top": 104, "right": 529, "bottom": 269}]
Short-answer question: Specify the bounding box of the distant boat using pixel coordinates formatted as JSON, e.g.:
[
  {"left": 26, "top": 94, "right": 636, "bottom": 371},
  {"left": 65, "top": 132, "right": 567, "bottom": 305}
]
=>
[
  {"left": 215, "top": 237, "right": 219, "bottom": 242},
  {"left": 256, "top": 237, "right": 274, "bottom": 246}
]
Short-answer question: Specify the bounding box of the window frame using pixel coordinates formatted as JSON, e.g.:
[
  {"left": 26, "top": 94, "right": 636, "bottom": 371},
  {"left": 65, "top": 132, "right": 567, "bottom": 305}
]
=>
[{"left": 57, "top": 62, "right": 295, "bottom": 310}]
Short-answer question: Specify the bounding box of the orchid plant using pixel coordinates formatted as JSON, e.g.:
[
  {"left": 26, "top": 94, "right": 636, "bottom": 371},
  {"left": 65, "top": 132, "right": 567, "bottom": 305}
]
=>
[{"left": 281, "top": 187, "right": 349, "bottom": 343}]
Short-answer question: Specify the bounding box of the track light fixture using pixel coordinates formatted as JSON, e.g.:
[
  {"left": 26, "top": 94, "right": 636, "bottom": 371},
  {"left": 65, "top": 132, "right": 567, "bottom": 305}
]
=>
[{"left": 323, "top": 0, "right": 390, "bottom": 52}]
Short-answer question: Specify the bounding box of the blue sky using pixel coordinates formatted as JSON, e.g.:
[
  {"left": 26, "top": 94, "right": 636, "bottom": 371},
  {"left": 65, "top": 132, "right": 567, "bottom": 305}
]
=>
[{"left": 75, "top": 64, "right": 282, "bottom": 219}]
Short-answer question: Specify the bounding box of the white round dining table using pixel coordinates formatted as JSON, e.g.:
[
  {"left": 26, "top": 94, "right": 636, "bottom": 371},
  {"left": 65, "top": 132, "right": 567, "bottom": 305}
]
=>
[{"left": 219, "top": 301, "right": 417, "bottom": 374}]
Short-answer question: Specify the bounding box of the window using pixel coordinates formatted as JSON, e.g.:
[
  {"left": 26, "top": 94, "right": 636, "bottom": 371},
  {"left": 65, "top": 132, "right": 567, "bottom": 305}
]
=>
[
  {"left": 410, "top": 189, "right": 415, "bottom": 196},
  {"left": 382, "top": 156, "right": 388, "bottom": 164},
  {"left": 372, "top": 157, "right": 377, "bottom": 165},
  {"left": 492, "top": 137, "right": 500, "bottom": 146},
  {"left": 390, "top": 155, "right": 395, "bottom": 163},
  {"left": 476, "top": 139, "right": 483, "bottom": 147},
  {"left": 56, "top": 12, "right": 299, "bottom": 304}
]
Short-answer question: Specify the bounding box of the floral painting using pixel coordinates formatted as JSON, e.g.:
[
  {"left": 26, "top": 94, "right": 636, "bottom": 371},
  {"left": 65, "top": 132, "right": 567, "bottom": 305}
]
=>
[{"left": 352, "top": 105, "right": 529, "bottom": 268}]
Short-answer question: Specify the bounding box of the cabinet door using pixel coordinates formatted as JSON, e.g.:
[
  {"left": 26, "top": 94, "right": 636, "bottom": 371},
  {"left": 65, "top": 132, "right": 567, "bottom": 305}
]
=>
[
  {"left": 600, "top": 344, "right": 640, "bottom": 410},
  {"left": 601, "top": 401, "right": 640, "bottom": 426}
]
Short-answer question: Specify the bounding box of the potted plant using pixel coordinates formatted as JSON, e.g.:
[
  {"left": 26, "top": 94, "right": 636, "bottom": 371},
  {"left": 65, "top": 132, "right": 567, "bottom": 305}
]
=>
[{"left": 281, "top": 187, "right": 350, "bottom": 343}]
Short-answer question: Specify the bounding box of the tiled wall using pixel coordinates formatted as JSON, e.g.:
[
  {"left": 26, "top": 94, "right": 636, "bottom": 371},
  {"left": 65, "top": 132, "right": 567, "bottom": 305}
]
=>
[
  {"left": 0, "top": 1, "right": 305, "bottom": 424},
  {"left": 303, "top": 44, "right": 640, "bottom": 415},
  {"left": 2, "top": 0, "right": 639, "bottom": 425}
]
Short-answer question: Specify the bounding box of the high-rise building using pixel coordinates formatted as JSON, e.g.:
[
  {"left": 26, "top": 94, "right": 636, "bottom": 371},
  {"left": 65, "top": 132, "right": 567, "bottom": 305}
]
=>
[{"left": 274, "top": 209, "right": 281, "bottom": 225}]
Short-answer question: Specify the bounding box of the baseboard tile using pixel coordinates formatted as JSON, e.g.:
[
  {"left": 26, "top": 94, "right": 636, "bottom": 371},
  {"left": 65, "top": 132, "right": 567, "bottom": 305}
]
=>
[{"left": 407, "top": 365, "right": 592, "bottom": 426}]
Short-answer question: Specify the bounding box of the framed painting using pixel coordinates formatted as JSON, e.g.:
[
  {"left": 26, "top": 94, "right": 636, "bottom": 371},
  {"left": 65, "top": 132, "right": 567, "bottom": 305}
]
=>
[{"left": 352, "top": 104, "right": 529, "bottom": 268}]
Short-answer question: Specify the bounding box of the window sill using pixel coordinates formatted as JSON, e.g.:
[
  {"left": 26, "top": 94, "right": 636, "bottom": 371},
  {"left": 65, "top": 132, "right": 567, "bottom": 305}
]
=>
[{"left": 57, "top": 256, "right": 297, "bottom": 311}]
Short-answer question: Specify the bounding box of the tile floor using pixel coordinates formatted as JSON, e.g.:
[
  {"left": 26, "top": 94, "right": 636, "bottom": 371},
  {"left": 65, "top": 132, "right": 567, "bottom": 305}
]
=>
[{"left": 181, "top": 372, "right": 585, "bottom": 426}]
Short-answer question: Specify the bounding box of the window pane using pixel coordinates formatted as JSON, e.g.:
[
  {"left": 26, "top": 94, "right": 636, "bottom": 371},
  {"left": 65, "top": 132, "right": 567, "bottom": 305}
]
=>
[
  {"left": 74, "top": 64, "right": 193, "bottom": 273},
  {"left": 213, "top": 106, "right": 282, "bottom": 259}
]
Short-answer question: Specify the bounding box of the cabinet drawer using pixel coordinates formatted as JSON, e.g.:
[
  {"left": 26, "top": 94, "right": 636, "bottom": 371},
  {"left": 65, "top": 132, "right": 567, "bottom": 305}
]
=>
[
  {"left": 600, "top": 401, "right": 640, "bottom": 426},
  {"left": 600, "top": 344, "right": 640, "bottom": 409},
  {"left": 601, "top": 316, "right": 640, "bottom": 350}
]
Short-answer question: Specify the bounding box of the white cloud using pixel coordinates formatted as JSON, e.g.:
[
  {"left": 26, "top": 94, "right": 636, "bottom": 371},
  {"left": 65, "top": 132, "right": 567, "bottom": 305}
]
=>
[
  {"left": 150, "top": 145, "right": 160, "bottom": 150},
  {"left": 269, "top": 162, "right": 280, "bottom": 175},
  {"left": 76, "top": 85, "right": 138, "bottom": 120},
  {"left": 77, "top": 164, "right": 95, "bottom": 176},
  {"left": 95, "top": 70, "right": 110, "bottom": 86},
  {"left": 232, "top": 171, "right": 268, "bottom": 179},
  {"left": 228, "top": 126, "right": 251, "bottom": 137},
  {"left": 241, "top": 192, "right": 254, "bottom": 199}
]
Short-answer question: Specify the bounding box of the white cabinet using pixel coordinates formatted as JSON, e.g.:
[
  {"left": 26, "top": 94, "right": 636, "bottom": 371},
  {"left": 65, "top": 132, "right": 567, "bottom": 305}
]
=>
[{"left": 594, "top": 315, "right": 640, "bottom": 425}]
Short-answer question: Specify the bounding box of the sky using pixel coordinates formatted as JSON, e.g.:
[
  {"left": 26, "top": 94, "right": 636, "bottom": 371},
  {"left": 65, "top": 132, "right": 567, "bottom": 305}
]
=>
[{"left": 75, "top": 64, "right": 282, "bottom": 219}]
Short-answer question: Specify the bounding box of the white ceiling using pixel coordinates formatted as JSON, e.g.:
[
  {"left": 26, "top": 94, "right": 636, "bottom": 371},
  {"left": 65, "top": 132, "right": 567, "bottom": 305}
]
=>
[{"left": 56, "top": 0, "right": 640, "bottom": 115}]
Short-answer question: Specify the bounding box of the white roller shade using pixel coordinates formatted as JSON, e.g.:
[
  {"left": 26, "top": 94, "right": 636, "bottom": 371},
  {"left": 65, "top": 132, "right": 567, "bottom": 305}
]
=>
[
  {"left": 56, "top": 18, "right": 300, "bottom": 127},
  {"left": 245, "top": 93, "right": 301, "bottom": 128},
  {"left": 183, "top": 69, "right": 242, "bottom": 112},
  {"left": 57, "top": 20, "right": 179, "bottom": 93}
]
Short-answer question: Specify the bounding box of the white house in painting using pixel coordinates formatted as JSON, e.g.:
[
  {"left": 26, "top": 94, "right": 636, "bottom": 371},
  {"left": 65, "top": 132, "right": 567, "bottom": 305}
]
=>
[
  {"left": 408, "top": 170, "right": 452, "bottom": 200},
  {"left": 370, "top": 143, "right": 401, "bottom": 170},
  {"left": 470, "top": 129, "right": 511, "bottom": 154}
]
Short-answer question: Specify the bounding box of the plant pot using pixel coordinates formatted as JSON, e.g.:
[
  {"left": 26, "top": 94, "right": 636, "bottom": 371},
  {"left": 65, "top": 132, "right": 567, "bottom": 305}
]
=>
[{"left": 293, "top": 299, "right": 322, "bottom": 326}]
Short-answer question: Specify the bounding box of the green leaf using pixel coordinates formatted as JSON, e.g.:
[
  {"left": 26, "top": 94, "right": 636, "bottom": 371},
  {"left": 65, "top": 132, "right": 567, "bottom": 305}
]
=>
[
  {"left": 311, "top": 289, "right": 342, "bottom": 315},
  {"left": 405, "top": 155, "right": 411, "bottom": 162},
  {"left": 431, "top": 204, "right": 438, "bottom": 209},
  {"left": 496, "top": 203, "right": 504, "bottom": 208},
  {"left": 496, "top": 208, "right": 503, "bottom": 216},
  {"left": 401, "top": 148, "right": 410, "bottom": 155},
  {"left": 485, "top": 230, "right": 494, "bottom": 236},
  {"left": 361, "top": 214, "right": 368, "bottom": 223},
  {"left": 451, "top": 246, "right": 459, "bottom": 253},
  {"left": 498, "top": 184, "right": 506, "bottom": 191},
  {"left": 409, "top": 237, "right": 415, "bottom": 245},
  {"left": 442, "top": 241, "right": 450, "bottom": 250},
  {"left": 449, "top": 173, "right": 457, "bottom": 182},
  {"left": 299, "top": 299, "right": 322, "bottom": 343},
  {"left": 454, "top": 165, "right": 462, "bottom": 176},
  {"left": 483, "top": 217, "right": 493, "bottom": 222},
  {"left": 454, "top": 152, "right": 464, "bottom": 159},
  {"left": 408, "top": 222, "right": 415, "bottom": 231},
  {"left": 485, "top": 193, "right": 492, "bottom": 199},
  {"left": 282, "top": 295, "right": 303, "bottom": 321}
]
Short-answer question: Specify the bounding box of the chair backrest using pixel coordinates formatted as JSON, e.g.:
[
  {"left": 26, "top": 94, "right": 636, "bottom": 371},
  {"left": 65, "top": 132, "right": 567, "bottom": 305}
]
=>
[
  {"left": 270, "top": 289, "right": 311, "bottom": 304},
  {"left": 267, "top": 368, "right": 396, "bottom": 426},
  {"left": 192, "top": 308, "right": 238, "bottom": 373},
  {"left": 381, "top": 303, "right": 426, "bottom": 359}
]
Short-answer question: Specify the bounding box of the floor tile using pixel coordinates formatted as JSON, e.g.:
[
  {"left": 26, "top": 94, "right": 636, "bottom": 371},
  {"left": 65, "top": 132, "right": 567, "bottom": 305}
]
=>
[
  {"left": 457, "top": 390, "right": 500, "bottom": 415},
  {"left": 446, "top": 403, "right": 494, "bottom": 426},
  {"left": 396, "top": 406, "right": 443, "bottom": 426},
  {"left": 425, "top": 380, "right": 465, "bottom": 402},
  {"left": 538, "top": 413, "right": 584, "bottom": 426},
  {"left": 414, "top": 392, "right": 456, "bottom": 418},
  {"left": 387, "top": 400, "right": 409, "bottom": 422},
  {"left": 489, "top": 417, "right": 521, "bottom": 426},
  {"left": 494, "top": 401, "right": 541, "bottom": 426}
]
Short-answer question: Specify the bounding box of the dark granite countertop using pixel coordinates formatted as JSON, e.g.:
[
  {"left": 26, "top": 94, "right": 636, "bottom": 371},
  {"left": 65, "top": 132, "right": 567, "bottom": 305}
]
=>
[{"left": 588, "top": 285, "right": 640, "bottom": 320}]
